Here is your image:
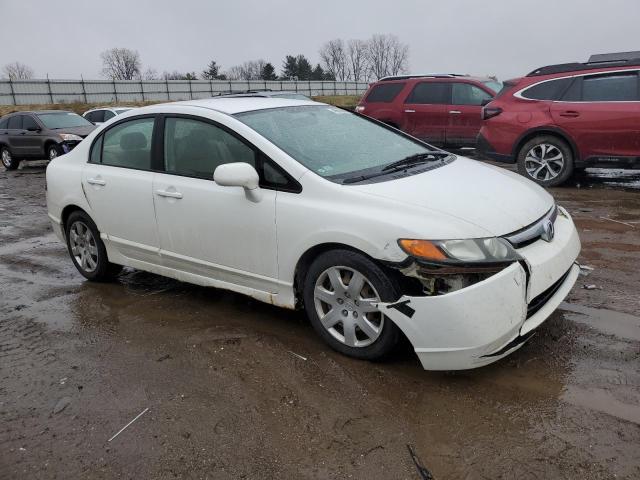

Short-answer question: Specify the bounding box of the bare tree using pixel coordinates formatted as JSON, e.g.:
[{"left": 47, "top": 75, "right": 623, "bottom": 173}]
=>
[
  {"left": 225, "top": 60, "right": 267, "bottom": 80},
  {"left": 2, "top": 62, "right": 34, "bottom": 80},
  {"left": 100, "top": 48, "right": 142, "bottom": 80},
  {"left": 141, "top": 68, "right": 159, "bottom": 80},
  {"left": 366, "top": 34, "right": 409, "bottom": 80},
  {"left": 319, "top": 39, "right": 348, "bottom": 81},
  {"left": 346, "top": 39, "right": 368, "bottom": 81}
]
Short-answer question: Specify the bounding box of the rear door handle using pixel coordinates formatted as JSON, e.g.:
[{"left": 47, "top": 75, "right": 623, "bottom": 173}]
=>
[
  {"left": 87, "top": 177, "right": 106, "bottom": 186},
  {"left": 449, "top": 110, "right": 462, "bottom": 114},
  {"left": 559, "top": 111, "right": 580, "bottom": 118},
  {"left": 156, "top": 189, "right": 183, "bottom": 199},
  {"left": 404, "top": 109, "right": 416, "bottom": 113}
]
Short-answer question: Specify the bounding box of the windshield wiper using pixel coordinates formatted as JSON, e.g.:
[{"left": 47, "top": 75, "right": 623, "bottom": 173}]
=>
[{"left": 381, "top": 152, "right": 450, "bottom": 172}]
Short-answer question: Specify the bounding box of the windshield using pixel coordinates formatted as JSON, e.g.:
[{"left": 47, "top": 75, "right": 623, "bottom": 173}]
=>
[
  {"left": 235, "top": 105, "right": 442, "bottom": 180},
  {"left": 37, "top": 112, "right": 93, "bottom": 129},
  {"left": 482, "top": 80, "right": 503, "bottom": 94}
]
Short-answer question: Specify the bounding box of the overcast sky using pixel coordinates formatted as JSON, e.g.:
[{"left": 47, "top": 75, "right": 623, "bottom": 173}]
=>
[{"left": 1, "top": 0, "right": 639, "bottom": 80}]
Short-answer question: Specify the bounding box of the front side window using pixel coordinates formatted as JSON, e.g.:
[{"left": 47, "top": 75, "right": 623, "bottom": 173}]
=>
[
  {"left": 365, "top": 83, "right": 406, "bottom": 103},
  {"left": 405, "top": 82, "right": 450, "bottom": 104},
  {"left": 22, "top": 115, "right": 39, "bottom": 130},
  {"left": 164, "top": 117, "right": 255, "bottom": 179},
  {"left": 37, "top": 112, "right": 93, "bottom": 129},
  {"left": 236, "top": 105, "right": 443, "bottom": 181},
  {"left": 86, "top": 111, "right": 104, "bottom": 123},
  {"left": 452, "top": 84, "right": 493, "bottom": 105},
  {"left": 481, "top": 80, "right": 503, "bottom": 94},
  {"left": 101, "top": 117, "right": 154, "bottom": 170},
  {"left": 582, "top": 73, "right": 638, "bottom": 101},
  {"left": 8, "top": 116, "right": 22, "bottom": 129}
]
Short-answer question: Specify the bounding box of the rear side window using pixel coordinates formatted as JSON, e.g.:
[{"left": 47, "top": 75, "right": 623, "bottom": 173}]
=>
[
  {"left": 406, "top": 82, "right": 450, "bottom": 104},
  {"left": 452, "top": 84, "right": 493, "bottom": 105},
  {"left": 365, "top": 83, "right": 405, "bottom": 103},
  {"left": 86, "top": 111, "right": 105, "bottom": 123},
  {"left": 582, "top": 73, "right": 638, "bottom": 101},
  {"left": 0, "top": 117, "right": 9, "bottom": 129},
  {"left": 8, "top": 116, "right": 22, "bottom": 129},
  {"left": 164, "top": 117, "right": 256, "bottom": 179},
  {"left": 102, "top": 118, "right": 155, "bottom": 170},
  {"left": 104, "top": 110, "right": 116, "bottom": 121},
  {"left": 521, "top": 78, "right": 572, "bottom": 100}
]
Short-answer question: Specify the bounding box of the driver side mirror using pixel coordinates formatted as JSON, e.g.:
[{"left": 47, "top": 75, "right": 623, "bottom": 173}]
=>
[
  {"left": 26, "top": 126, "right": 40, "bottom": 132},
  {"left": 214, "top": 162, "right": 262, "bottom": 202}
]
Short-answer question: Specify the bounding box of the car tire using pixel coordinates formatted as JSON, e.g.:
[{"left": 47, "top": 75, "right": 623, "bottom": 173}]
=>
[
  {"left": 303, "top": 249, "right": 402, "bottom": 361},
  {"left": 1, "top": 146, "right": 19, "bottom": 170},
  {"left": 47, "top": 144, "right": 62, "bottom": 161},
  {"left": 65, "top": 211, "right": 122, "bottom": 281},
  {"left": 517, "top": 135, "right": 574, "bottom": 187}
]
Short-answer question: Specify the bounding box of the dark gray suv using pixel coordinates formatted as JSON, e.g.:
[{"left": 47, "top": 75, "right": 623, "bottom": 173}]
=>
[{"left": 0, "top": 110, "right": 96, "bottom": 170}]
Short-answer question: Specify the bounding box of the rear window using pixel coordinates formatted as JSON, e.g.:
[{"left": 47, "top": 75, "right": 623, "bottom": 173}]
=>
[
  {"left": 521, "top": 78, "right": 572, "bottom": 100},
  {"left": 365, "top": 83, "right": 405, "bottom": 103}
]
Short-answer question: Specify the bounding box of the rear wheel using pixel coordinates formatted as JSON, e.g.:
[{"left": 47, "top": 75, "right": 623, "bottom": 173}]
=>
[
  {"left": 517, "top": 135, "right": 574, "bottom": 187},
  {"left": 1, "top": 146, "right": 19, "bottom": 170},
  {"left": 303, "top": 249, "right": 402, "bottom": 360},
  {"left": 65, "top": 211, "right": 122, "bottom": 281}
]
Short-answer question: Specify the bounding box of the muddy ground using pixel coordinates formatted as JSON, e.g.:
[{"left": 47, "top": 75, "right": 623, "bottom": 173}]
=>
[{"left": 1, "top": 161, "right": 639, "bottom": 479}]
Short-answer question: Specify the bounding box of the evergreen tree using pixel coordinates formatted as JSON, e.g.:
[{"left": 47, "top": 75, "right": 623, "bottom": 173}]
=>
[
  {"left": 202, "top": 60, "right": 223, "bottom": 80},
  {"left": 260, "top": 62, "right": 277, "bottom": 80},
  {"left": 281, "top": 55, "right": 298, "bottom": 79},
  {"left": 311, "top": 64, "right": 325, "bottom": 80},
  {"left": 296, "top": 55, "right": 313, "bottom": 80}
]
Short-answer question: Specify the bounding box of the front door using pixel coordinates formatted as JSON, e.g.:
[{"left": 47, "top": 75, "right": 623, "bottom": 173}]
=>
[
  {"left": 401, "top": 81, "right": 450, "bottom": 144},
  {"left": 152, "top": 115, "right": 278, "bottom": 292},
  {"left": 81, "top": 116, "right": 160, "bottom": 263},
  {"left": 551, "top": 71, "right": 640, "bottom": 159},
  {"left": 447, "top": 83, "right": 493, "bottom": 146},
  {"left": 21, "top": 114, "right": 44, "bottom": 157}
]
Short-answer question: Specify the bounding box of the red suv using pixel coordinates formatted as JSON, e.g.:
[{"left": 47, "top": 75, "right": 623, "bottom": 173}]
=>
[
  {"left": 478, "top": 52, "right": 640, "bottom": 186},
  {"left": 356, "top": 75, "right": 502, "bottom": 147}
]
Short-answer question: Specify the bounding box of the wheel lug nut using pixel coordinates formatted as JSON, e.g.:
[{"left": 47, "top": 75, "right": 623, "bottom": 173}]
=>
[
  {"left": 353, "top": 312, "right": 358, "bottom": 318},
  {"left": 337, "top": 298, "right": 344, "bottom": 304},
  {"left": 341, "top": 310, "right": 348, "bottom": 317}
]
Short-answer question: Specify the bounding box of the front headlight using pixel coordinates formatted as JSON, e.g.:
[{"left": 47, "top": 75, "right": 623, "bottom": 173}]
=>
[
  {"left": 398, "top": 237, "right": 520, "bottom": 264},
  {"left": 59, "top": 133, "right": 83, "bottom": 142}
]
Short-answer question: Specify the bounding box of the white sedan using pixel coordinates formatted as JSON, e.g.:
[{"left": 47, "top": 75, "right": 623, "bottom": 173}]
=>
[{"left": 46, "top": 98, "right": 581, "bottom": 370}]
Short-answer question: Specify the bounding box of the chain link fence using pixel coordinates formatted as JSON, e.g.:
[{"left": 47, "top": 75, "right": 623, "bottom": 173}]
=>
[{"left": 0, "top": 79, "right": 369, "bottom": 105}]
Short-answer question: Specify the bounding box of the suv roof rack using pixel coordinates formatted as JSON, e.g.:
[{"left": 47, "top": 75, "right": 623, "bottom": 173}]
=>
[
  {"left": 527, "top": 51, "right": 640, "bottom": 77},
  {"left": 379, "top": 73, "right": 467, "bottom": 81}
]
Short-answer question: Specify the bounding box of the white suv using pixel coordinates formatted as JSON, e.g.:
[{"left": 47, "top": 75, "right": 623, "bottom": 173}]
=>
[{"left": 46, "top": 98, "right": 581, "bottom": 370}]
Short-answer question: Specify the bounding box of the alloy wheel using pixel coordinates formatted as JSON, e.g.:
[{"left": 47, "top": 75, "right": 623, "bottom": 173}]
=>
[
  {"left": 49, "top": 147, "right": 59, "bottom": 160},
  {"left": 1, "top": 148, "right": 11, "bottom": 168},
  {"left": 69, "top": 221, "right": 99, "bottom": 273},
  {"left": 524, "top": 143, "right": 565, "bottom": 182},
  {"left": 313, "top": 266, "right": 384, "bottom": 348}
]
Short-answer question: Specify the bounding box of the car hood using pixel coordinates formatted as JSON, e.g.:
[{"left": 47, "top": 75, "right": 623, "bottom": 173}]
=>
[
  {"left": 55, "top": 125, "right": 97, "bottom": 138},
  {"left": 351, "top": 156, "right": 554, "bottom": 237}
]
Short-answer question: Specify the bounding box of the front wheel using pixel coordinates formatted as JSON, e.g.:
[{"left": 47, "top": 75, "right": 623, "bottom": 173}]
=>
[
  {"left": 517, "top": 135, "right": 574, "bottom": 187},
  {"left": 47, "top": 144, "right": 62, "bottom": 161},
  {"left": 1, "top": 146, "right": 19, "bottom": 170},
  {"left": 65, "top": 211, "right": 122, "bottom": 281},
  {"left": 303, "top": 249, "right": 402, "bottom": 361}
]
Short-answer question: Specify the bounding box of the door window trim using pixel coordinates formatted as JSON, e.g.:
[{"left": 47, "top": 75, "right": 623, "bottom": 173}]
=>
[
  {"left": 157, "top": 113, "right": 302, "bottom": 193},
  {"left": 514, "top": 68, "right": 640, "bottom": 103}
]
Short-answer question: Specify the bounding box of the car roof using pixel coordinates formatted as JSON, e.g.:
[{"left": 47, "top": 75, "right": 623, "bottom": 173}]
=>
[
  {"left": 170, "top": 97, "right": 321, "bottom": 114},
  {"left": 377, "top": 75, "right": 496, "bottom": 83},
  {"left": 2, "top": 110, "right": 74, "bottom": 117}
]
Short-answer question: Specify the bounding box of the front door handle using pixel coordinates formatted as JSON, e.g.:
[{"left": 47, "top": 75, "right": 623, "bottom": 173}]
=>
[
  {"left": 87, "top": 177, "right": 106, "bottom": 186},
  {"left": 559, "top": 111, "right": 580, "bottom": 118},
  {"left": 404, "top": 109, "right": 416, "bottom": 113},
  {"left": 156, "top": 189, "right": 183, "bottom": 199},
  {"left": 449, "top": 110, "right": 462, "bottom": 114}
]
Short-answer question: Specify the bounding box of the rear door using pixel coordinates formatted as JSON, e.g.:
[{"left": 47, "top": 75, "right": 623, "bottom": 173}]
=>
[
  {"left": 401, "top": 81, "right": 450, "bottom": 144},
  {"left": 551, "top": 71, "right": 640, "bottom": 158},
  {"left": 447, "top": 83, "right": 493, "bottom": 146},
  {"left": 81, "top": 115, "right": 160, "bottom": 263},
  {"left": 6, "top": 115, "right": 25, "bottom": 156}
]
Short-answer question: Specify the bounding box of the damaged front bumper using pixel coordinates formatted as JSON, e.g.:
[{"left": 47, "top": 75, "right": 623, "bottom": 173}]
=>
[{"left": 378, "top": 208, "right": 581, "bottom": 370}]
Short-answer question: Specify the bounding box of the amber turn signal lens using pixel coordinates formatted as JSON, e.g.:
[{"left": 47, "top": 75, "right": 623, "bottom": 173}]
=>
[{"left": 398, "top": 239, "right": 447, "bottom": 260}]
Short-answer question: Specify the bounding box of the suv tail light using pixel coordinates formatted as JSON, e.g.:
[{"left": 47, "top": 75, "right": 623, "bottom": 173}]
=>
[
  {"left": 355, "top": 106, "right": 365, "bottom": 113},
  {"left": 482, "top": 106, "right": 502, "bottom": 120}
]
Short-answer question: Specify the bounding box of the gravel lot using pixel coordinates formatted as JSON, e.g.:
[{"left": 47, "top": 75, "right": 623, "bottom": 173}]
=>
[{"left": 1, "top": 161, "right": 639, "bottom": 479}]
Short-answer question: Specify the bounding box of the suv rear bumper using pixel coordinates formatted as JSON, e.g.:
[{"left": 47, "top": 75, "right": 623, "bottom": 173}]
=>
[{"left": 476, "top": 134, "right": 513, "bottom": 163}]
